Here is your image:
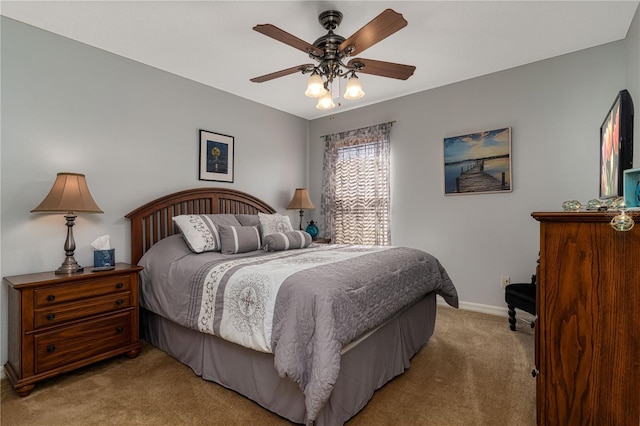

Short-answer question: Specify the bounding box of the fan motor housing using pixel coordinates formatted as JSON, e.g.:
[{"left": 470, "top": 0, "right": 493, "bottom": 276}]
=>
[{"left": 314, "top": 10, "right": 346, "bottom": 53}]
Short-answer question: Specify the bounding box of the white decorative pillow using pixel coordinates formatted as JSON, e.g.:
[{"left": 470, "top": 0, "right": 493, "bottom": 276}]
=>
[
  {"left": 263, "top": 231, "right": 312, "bottom": 251},
  {"left": 258, "top": 212, "right": 294, "bottom": 237},
  {"left": 173, "top": 215, "right": 221, "bottom": 253},
  {"left": 219, "top": 225, "right": 261, "bottom": 254}
]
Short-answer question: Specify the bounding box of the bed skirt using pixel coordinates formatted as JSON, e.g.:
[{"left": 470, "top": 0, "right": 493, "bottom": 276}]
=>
[{"left": 142, "top": 292, "right": 437, "bottom": 425}]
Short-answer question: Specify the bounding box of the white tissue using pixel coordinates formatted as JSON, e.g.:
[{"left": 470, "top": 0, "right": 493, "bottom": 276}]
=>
[{"left": 91, "top": 235, "right": 111, "bottom": 250}]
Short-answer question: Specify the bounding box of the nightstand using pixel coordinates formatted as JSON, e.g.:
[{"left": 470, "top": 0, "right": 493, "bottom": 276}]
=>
[
  {"left": 3, "top": 262, "right": 143, "bottom": 397},
  {"left": 313, "top": 238, "right": 332, "bottom": 244}
]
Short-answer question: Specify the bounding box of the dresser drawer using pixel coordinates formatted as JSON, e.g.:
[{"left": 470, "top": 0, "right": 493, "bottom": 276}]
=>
[
  {"left": 34, "top": 275, "right": 131, "bottom": 307},
  {"left": 34, "top": 292, "right": 131, "bottom": 329},
  {"left": 34, "top": 312, "right": 132, "bottom": 373}
]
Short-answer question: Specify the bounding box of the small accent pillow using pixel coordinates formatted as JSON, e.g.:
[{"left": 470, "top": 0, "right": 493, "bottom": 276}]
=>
[
  {"left": 219, "top": 225, "right": 262, "bottom": 254},
  {"left": 258, "top": 212, "right": 294, "bottom": 237},
  {"left": 173, "top": 215, "right": 221, "bottom": 253},
  {"left": 235, "top": 214, "right": 260, "bottom": 228},
  {"left": 263, "top": 231, "right": 312, "bottom": 251}
]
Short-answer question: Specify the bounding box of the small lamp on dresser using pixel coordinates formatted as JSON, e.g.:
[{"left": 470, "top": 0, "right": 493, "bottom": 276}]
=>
[
  {"left": 287, "top": 188, "right": 315, "bottom": 230},
  {"left": 31, "top": 172, "right": 103, "bottom": 274}
]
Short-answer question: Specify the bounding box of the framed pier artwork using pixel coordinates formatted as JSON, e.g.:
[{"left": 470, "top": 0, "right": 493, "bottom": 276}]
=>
[{"left": 444, "top": 127, "right": 512, "bottom": 195}]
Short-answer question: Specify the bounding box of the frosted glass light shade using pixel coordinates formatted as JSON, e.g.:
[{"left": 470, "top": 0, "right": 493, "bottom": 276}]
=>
[
  {"left": 316, "top": 92, "right": 335, "bottom": 110},
  {"left": 344, "top": 75, "right": 365, "bottom": 100},
  {"left": 305, "top": 74, "right": 327, "bottom": 98}
]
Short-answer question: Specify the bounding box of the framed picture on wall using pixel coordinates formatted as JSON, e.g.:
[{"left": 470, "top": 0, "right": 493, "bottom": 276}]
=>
[
  {"left": 199, "top": 129, "right": 234, "bottom": 182},
  {"left": 444, "top": 127, "right": 512, "bottom": 195}
]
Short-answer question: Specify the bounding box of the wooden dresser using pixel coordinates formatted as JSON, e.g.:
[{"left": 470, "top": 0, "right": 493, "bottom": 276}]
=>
[
  {"left": 532, "top": 212, "right": 640, "bottom": 425},
  {"left": 4, "top": 263, "right": 143, "bottom": 397}
]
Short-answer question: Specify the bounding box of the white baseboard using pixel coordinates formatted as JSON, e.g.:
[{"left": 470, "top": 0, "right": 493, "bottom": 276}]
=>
[{"left": 437, "top": 297, "right": 536, "bottom": 322}]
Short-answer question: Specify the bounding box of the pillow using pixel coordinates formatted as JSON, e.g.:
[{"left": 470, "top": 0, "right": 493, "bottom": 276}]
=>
[
  {"left": 207, "top": 214, "right": 242, "bottom": 228},
  {"left": 263, "top": 231, "right": 312, "bottom": 251},
  {"left": 258, "top": 212, "right": 294, "bottom": 237},
  {"left": 173, "top": 215, "right": 222, "bottom": 253},
  {"left": 235, "top": 214, "right": 260, "bottom": 228},
  {"left": 219, "top": 225, "right": 262, "bottom": 254}
]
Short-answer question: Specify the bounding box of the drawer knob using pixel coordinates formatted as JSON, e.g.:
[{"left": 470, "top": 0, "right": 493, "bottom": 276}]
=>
[
  {"left": 116, "top": 283, "right": 124, "bottom": 289},
  {"left": 116, "top": 299, "right": 124, "bottom": 306},
  {"left": 116, "top": 326, "right": 124, "bottom": 333},
  {"left": 47, "top": 295, "right": 56, "bottom": 302},
  {"left": 47, "top": 345, "right": 56, "bottom": 353},
  {"left": 46, "top": 314, "right": 56, "bottom": 321}
]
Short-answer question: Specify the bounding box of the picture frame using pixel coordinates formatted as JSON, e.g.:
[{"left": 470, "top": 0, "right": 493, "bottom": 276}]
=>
[
  {"left": 599, "top": 90, "right": 634, "bottom": 198},
  {"left": 444, "top": 127, "right": 512, "bottom": 195},
  {"left": 199, "top": 129, "right": 234, "bottom": 182},
  {"left": 623, "top": 167, "right": 640, "bottom": 208}
]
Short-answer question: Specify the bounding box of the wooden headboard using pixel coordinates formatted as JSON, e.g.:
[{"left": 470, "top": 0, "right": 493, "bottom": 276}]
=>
[{"left": 125, "top": 187, "right": 276, "bottom": 264}]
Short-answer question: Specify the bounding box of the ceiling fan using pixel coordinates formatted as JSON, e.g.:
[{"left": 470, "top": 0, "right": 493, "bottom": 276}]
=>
[{"left": 250, "top": 9, "right": 416, "bottom": 109}]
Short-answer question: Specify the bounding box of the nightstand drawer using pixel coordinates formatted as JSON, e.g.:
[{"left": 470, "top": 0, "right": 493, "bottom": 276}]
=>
[
  {"left": 34, "top": 292, "right": 132, "bottom": 329},
  {"left": 34, "top": 275, "right": 131, "bottom": 307},
  {"left": 34, "top": 312, "right": 132, "bottom": 373}
]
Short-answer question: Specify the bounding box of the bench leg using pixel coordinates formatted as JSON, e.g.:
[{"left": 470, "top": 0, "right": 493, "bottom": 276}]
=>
[{"left": 508, "top": 304, "right": 517, "bottom": 331}]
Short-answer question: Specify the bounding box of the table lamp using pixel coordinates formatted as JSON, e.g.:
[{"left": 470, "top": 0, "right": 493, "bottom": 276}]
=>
[
  {"left": 287, "top": 188, "right": 315, "bottom": 230},
  {"left": 31, "top": 172, "right": 103, "bottom": 274}
]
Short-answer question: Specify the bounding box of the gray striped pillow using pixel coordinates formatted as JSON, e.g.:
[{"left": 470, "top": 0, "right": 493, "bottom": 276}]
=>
[
  {"left": 219, "top": 225, "right": 262, "bottom": 254},
  {"left": 173, "top": 214, "right": 241, "bottom": 253},
  {"left": 262, "top": 231, "right": 312, "bottom": 251}
]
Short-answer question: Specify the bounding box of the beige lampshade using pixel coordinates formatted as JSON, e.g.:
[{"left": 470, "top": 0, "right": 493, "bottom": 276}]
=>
[
  {"left": 31, "top": 172, "right": 103, "bottom": 214},
  {"left": 287, "top": 188, "right": 315, "bottom": 210}
]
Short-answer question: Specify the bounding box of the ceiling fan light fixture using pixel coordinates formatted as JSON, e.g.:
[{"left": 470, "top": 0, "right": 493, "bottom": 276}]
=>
[
  {"left": 305, "top": 73, "right": 327, "bottom": 98},
  {"left": 343, "top": 74, "right": 365, "bottom": 100},
  {"left": 316, "top": 91, "right": 335, "bottom": 110}
]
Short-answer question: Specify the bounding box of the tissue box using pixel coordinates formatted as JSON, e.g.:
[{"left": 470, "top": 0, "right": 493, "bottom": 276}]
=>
[{"left": 94, "top": 249, "right": 115, "bottom": 267}]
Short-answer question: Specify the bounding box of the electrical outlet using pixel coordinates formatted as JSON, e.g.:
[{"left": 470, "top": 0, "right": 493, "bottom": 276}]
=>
[{"left": 500, "top": 276, "right": 511, "bottom": 288}]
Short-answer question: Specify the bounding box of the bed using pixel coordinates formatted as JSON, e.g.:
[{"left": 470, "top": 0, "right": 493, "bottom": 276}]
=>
[{"left": 126, "top": 187, "right": 458, "bottom": 425}]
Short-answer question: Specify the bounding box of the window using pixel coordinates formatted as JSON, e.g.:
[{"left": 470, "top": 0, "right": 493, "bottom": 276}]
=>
[{"left": 321, "top": 123, "right": 391, "bottom": 245}]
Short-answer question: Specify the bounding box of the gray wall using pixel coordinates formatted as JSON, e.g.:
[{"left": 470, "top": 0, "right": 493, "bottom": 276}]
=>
[
  {"left": 1, "top": 8, "right": 639, "bottom": 368},
  {"left": 308, "top": 39, "right": 632, "bottom": 311},
  {"left": 0, "top": 18, "right": 308, "bottom": 366}
]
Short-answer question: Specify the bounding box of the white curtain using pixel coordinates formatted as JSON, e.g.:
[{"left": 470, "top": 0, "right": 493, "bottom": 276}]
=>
[{"left": 321, "top": 122, "right": 392, "bottom": 245}]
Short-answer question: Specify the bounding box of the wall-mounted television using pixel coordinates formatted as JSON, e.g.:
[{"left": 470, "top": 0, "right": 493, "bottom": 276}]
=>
[{"left": 600, "top": 89, "right": 634, "bottom": 198}]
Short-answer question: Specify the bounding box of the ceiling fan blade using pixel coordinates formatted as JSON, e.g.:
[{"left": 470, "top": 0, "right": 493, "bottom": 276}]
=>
[
  {"left": 250, "top": 64, "right": 314, "bottom": 83},
  {"left": 339, "top": 9, "right": 408, "bottom": 56},
  {"left": 253, "top": 24, "right": 323, "bottom": 56},
  {"left": 348, "top": 58, "right": 416, "bottom": 80}
]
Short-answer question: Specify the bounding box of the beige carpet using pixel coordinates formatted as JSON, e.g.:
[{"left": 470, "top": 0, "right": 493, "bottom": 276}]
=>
[{"left": 1, "top": 306, "right": 535, "bottom": 425}]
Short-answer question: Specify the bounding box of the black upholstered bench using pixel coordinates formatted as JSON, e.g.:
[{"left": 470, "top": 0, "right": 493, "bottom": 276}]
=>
[{"left": 505, "top": 275, "right": 536, "bottom": 331}]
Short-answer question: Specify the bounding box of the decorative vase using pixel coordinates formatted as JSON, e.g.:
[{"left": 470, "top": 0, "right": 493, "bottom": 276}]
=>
[{"left": 305, "top": 220, "right": 319, "bottom": 239}]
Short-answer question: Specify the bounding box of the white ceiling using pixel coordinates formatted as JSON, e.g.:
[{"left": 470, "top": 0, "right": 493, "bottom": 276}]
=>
[{"left": 2, "top": 1, "right": 638, "bottom": 120}]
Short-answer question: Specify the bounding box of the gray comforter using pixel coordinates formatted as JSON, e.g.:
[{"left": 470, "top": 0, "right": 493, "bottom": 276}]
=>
[{"left": 139, "top": 236, "right": 458, "bottom": 422}]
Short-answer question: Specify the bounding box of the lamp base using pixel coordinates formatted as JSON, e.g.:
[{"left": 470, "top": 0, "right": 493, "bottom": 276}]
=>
[
  {"left": 55, "top": 256, "right": 84, "bottom": 275},
  {"left": 54, "top": 213, "right": 83, "bottom": 274}
]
